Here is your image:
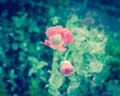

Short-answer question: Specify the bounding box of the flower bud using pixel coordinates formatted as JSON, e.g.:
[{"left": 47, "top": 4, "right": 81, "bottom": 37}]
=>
[{"left": 60, "top": 61, "right": 74, "bottom": 76}]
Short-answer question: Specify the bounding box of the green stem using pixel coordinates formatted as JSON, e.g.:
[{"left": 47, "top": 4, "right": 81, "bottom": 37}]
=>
[
  {"left": 53, "top": 50, "right": 56, "bottom": 63},
  {"left": 52, "top": 50, "right": 56, "bottom": 67},
  {"left": 52, "top": 50, "right": 58, "bottom": 70},
  {"left": 64, "top": 50, "right": 70, "bottom": 61}
]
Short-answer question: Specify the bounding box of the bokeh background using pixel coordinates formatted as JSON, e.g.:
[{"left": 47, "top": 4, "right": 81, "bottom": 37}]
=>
[{"left": 0, "top": 0, "right": 120, "bottom": 96}]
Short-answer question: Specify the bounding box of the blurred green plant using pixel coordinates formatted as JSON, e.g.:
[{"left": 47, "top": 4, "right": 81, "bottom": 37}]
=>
[
  {"left": 104, "top": 32, "right": 120, "bottom": 96},
  {"left": 46, "top": 15, "right": 108, "bottom": 96},
  {"left": 26, "top": 78, "right": 41, "bottom": 96},
  {"left": 0, "top": 0, "right": 120, "bottom": 96},
  {"left": 47, "top": 54, "right": 63, "bottom": 96},
  {"left": 6, "top": 69, "right": 18, "bottom": 92},
  {"left": 0, "top": 0, "right": 70, "bottom": 95},
  {"left": 0, "top": 67, "right": 10, "bottom": 96}
]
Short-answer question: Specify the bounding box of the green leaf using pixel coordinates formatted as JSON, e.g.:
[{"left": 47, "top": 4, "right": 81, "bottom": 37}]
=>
[
  {"left": 12, "top": 15, "right": 27, "bottom": 28},
  {"left": 49, "top": 7, "right": 55, "bottom": 16},
  {"left": 29, "top": 23, "right": 40, "bottom": 33},
  {"left": 89, "top": 61, "right": 104, "bottom": 73},
  {"left": 48, "top": 86, "right": 61, "bottom": 96},
  {"left": 0, "top": 46, "right": 3, "bottom": 55},
  {"left": 26, "top": 78, "right": 41, "bottom": 96},
  {"left": 14, "top": 30, "right": 25, "bottom": 41},
  {"left": 6, "top": 79, "right": 17, "bottom": 92},
  {"left": 67, "top": 82, "right": 80, "bottom": 96},
  {"left": 49, "top": 70, "right": 63, "bottom": 89},
  {"left": 106, "top": 80, "right": 120, "bottom": 96},
  {"left": 11, "top": 42, "right": 19, "bottom": 50},
  {"left": 8, "top": 69, "right": 17, "bottom": 79},
  {"left": 27, "top": 56, "right": 38, "bottom": 65},
  {"left": 28, "top": 59, "right": 48, "bottom": 76},
  {"left": 96, "top": 65, "right": 110, "bottom": 84}
]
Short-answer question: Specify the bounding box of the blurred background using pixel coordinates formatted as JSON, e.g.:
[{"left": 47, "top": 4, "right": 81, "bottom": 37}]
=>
[{"left": 0, "top": 0, "right": 120, "bottom": 96}]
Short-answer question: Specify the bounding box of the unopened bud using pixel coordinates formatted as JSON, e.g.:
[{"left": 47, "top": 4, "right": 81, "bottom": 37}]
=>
[{"left": 60, "top": 60, "right": 74, "bottom": 76}]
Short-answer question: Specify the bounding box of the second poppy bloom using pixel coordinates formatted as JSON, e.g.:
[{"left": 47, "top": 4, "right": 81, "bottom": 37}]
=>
[
  {"left": 43, "top": 26, "right": 74, "bottom": 52},
  {"left": 60, "top": 60, "right": 74, "bottom": 76}
]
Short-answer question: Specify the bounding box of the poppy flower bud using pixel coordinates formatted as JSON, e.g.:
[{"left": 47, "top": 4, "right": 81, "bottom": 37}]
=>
[{"left": 60, "top": 60, "right": 74, "bottom": 76}]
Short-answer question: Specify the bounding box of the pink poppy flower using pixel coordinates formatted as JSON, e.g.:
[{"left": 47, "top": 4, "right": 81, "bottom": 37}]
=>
[
  {"left": 43, "top": 26, "right": 74, "bottom": 52},
  {"left": 60, "top": 60, "right": 74, "bottom": 76}
]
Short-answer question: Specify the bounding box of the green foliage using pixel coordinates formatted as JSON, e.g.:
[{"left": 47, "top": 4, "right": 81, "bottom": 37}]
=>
[
  {"left": 48, "top": 69, "right": 63, "bottom": 89},
  {"left": 66, "top": 18, "right": 107, "bottom": 95},
  {"left": 12, "top": 15, "right": 27, "bottom": 29},
  {"left": 104, "top": 32, "right": 120, "bottom": 96},
  {"left": 49, "top": 7, "right": 55, "bottom": 17},
  {"left": 26, "top": 78, "right": 41, "bottom": 96},
  {"left": 47, "top": 59, "right": 63, "bottom": 96},
  {"left": 28, "top": 18, "right": 40, "bottom": 33},
  {"left": 6, "top": 69, "right": 18, "bottom": 92},
  {"left": 105, "top": 32, "right": 120, "bottom": 74},
  {"left": 67, "top": 16, "right": 107, "bottom": 74},
  {"left": 105, "top": 33, "right": 120, "bottom": 56},
  {"left": 0, "top": 0, "right": 120, "bottom": 96},
  {"left": 0, "top": 68, "right": 10, "bottom": 96},
  {"left": 106, "top": 80, "right": 120, "bottom": 96},
  {"left": 67, "top": 81, "right": 80, "bottom": 96},
  {"left": 0, "top": 0, "right": 69, "bottom": 95},
  {"left": 28, "top": 56, "right": 48, "bottom": 76},
  {"left": 94, "top": 65, "right": 111, "bottom": 85},
  {"left": 11, "top": 42, "right": 19, "bottom": 50},
  {"left": 49, "top": 15, "right": 108, "bottom": 96}
]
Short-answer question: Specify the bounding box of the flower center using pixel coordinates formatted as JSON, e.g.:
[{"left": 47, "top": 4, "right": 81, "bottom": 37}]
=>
[
  {"left": 64, "top": 68, "right": 73, "bottom": 74},
  {"left": 51, "top": 34, "right": 62, "bottom": 45}
]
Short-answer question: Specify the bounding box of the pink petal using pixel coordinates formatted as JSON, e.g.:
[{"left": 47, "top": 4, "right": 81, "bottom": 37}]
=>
[
  {"left": 64, "top": 32, "right": 74, "bottom": 44},
  {"left": 46, "top": 26, "right": 63, "bottom": 38},
  {"left": 59, "top": 28, "right": 74, "bottom": 44},
  {"left": 43, "top": 40, "right": 66, "bottom": 52},
  {"left": 61, "top": 68, "right": 74, "bottom": 76}
]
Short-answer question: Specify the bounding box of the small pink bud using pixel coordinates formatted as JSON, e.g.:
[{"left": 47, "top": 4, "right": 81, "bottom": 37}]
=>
[{"left": 60, "top": 61, "right": 74, "bottom": 76}]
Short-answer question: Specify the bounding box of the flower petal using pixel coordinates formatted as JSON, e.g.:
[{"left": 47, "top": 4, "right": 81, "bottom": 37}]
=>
[
  {"left": 46, "top": 26, "right": 63, "bottom": 38},
  {"left": 44, "top": 26, "right": 74, "bottom": 52},
  {"left": 43, "top": 40, "right": 66, "bottom": 52},
  {"left": 64, "top": 32, "right": 74, "bottom": 44}
]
